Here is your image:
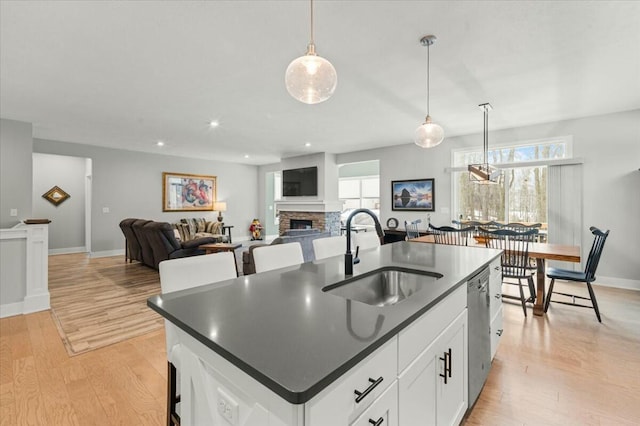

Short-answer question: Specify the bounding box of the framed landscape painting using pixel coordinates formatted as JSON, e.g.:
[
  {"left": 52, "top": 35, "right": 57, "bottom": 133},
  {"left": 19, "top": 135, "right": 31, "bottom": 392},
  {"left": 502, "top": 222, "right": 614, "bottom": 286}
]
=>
[
  {"left": 391, "top": 178, "right": 435, "bottom": 211},
  {"left": 162, "top": 172, "right": 217, "bottom": 212}
]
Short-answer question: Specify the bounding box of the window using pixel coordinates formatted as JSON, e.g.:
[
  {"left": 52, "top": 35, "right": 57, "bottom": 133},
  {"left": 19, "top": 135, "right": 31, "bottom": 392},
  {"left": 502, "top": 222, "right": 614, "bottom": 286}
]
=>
[
  {"left": 339, "top": 176, "right": 380, "bottom": 212},
  {"left": 452, "top": 138, "right": 570, "bottom": 224}
]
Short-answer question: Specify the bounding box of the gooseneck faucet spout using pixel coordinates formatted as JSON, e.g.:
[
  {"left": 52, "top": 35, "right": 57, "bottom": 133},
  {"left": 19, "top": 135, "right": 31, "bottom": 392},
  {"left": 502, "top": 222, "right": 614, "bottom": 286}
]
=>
[{"left": 345, "top": 208, "right": 385, "bottom": 275}]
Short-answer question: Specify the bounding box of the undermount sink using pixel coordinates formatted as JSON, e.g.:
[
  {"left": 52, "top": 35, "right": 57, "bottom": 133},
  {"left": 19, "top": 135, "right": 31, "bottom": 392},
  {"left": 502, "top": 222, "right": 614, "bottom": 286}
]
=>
[{"left": 323, "top": 267, "right": 443, "bottom": 307}]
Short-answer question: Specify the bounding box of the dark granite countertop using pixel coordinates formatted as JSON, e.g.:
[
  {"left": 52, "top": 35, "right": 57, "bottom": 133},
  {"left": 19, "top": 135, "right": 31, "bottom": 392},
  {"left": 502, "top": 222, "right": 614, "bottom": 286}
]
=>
[{"left": 147, "top": 241, "right": 501, "bottom": 404}]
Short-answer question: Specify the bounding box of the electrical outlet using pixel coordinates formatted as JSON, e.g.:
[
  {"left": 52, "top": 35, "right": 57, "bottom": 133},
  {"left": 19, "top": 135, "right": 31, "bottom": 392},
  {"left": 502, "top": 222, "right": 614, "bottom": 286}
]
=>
[
  {"left": 10, "top": 209, "right": 18, "bottom": 217},
  {"left": 216, "top": 388, "right": 239, "bottom": 425}
]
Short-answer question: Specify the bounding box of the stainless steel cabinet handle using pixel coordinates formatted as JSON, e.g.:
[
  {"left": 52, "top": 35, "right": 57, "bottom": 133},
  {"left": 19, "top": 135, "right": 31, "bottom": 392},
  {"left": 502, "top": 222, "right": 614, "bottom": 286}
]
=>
[
  {"left": 369, "top": 417, "right": 384, "bottom": 426},
  {"left": 354, "top": 376, "right": 383, "bottom": 403}
]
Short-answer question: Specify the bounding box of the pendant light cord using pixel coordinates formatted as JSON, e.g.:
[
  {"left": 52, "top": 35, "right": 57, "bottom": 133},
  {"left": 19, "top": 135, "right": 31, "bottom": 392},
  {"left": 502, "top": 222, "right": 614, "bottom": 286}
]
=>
[
  {"left": 310, "top": 0, "right": 314, "bottom": 45},
  {"left": 426, "top": 43, "right": 430, "bottom": 116},
  {"left": 483, "top": 107, "right": 489, "bottom": 164}
]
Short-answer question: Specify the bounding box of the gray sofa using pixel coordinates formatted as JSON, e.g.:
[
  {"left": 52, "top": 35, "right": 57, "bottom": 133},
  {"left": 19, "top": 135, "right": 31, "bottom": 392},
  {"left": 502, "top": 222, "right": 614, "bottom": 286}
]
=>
[{"left": 242, "top": 229, "right": 332, "bottom": 275}]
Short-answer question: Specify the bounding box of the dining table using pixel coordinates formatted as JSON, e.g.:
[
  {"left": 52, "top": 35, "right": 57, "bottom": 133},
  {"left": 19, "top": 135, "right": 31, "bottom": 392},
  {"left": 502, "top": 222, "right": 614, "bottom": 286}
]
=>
[{"left": 410, "top": 235, "right": 581, "bottom": 316}]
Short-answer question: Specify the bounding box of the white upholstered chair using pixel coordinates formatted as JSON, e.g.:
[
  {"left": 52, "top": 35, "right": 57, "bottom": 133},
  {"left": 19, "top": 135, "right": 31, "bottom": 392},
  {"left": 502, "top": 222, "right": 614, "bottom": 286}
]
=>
[
  {"left": 159, "top": 252, "right": 237, "bottom": 426},
  {"left": 253, "top": 242, "right": 304, "bottom": 273},
  {"left": 313, "top": 235, "right": 346, "bottom": 260},
  {"left": 353, "top": 231, "right": 382, "bottom": 251}
]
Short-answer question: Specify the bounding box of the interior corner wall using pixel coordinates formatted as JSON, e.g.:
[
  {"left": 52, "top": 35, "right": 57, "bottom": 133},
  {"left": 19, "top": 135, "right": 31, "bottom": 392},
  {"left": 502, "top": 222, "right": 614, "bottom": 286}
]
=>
[
  {"left": 0, "top": 118, "right": 33, "bottom": 228},
  {"left": 337, "top": 109, "right": 640, "bottom": 283},
  {"left": 32, "top": 153, "right": 86, "bottom": 251},
  {"left": 33, "top": 139, "right": 260, "bottom": 255}
]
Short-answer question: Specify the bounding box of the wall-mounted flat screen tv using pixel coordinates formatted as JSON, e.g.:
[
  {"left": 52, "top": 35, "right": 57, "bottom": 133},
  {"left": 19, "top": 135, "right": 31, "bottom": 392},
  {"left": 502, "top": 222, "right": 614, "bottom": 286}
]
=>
[{"left": 282, "top": 166, "right": 318, "bottom": 196}]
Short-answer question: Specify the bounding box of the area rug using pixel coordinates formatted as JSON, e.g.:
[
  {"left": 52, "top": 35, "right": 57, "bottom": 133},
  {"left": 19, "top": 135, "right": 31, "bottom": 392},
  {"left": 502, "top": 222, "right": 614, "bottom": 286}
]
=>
[{"left": 49, "top": 253, "right": 164, "bottom": 356}]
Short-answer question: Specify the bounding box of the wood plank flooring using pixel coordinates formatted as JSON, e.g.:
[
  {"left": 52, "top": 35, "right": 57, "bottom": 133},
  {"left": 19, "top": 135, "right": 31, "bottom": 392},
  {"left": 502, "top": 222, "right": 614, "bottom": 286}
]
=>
[
  {"left": 1, "top": 253, "right": 639, "bottom": 424},
  {"left": 48, "top": 254, "right": 164, "bottom": 355}
]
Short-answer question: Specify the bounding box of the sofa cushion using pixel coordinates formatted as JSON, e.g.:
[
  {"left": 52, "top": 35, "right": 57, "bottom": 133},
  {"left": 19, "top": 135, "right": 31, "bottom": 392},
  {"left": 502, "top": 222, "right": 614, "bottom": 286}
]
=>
[{"left": 178, "top": 218, "right": 227, "bottom": 242}]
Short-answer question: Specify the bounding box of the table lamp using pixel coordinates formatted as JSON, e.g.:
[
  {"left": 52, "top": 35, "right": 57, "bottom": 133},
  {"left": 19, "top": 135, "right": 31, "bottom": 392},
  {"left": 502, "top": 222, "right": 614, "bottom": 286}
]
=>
[{"left": 213, "top": 201, "right": 227, "bottom": 223}]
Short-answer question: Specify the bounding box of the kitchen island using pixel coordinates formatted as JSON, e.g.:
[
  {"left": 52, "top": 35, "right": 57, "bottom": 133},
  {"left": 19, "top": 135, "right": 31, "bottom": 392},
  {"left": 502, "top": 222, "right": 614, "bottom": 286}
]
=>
[{"left": 148, "top": 241, "right": 502, "bottom": 425}]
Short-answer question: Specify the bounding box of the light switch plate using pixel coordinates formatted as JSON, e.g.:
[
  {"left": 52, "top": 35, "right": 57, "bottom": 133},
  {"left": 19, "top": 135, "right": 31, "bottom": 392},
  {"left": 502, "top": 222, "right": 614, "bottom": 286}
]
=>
[
  {"left": 10, "top": 209, "right": 18, "bottom": 217},
  {"left": 102, "top": 207, "right": 110, "bottom": 213}
]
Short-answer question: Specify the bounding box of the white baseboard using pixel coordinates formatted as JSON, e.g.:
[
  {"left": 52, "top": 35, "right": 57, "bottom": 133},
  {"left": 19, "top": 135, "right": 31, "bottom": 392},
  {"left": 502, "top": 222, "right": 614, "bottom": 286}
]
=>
[
  {"left": 0, "top": 301, "right": 24, "bottom": 319},
  {"left": 1, "top": 294, "right": 51, "bottom": 318},
  {"left": 594, "top": 276, "right": 640, "bottom": 291},
  {"left": 23, "top": 292, "right": 50, "bottom": 314},
  {"left": 90, "top": 249, "right": 125, "bottom": 258},
  {"left": 49, "top": 246, "right": 86, "bottom": 255}
]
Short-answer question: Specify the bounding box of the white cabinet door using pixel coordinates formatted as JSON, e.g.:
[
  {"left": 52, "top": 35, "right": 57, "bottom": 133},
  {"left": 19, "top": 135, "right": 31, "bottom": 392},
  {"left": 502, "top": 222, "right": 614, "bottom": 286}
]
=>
[
  {"left": 398, "top": 310, "right": 467, "bottom": 426},
  {"left": 436, "top": 310, "right": 467, "bottom": 426},
  {"left": 490, "top": 305, "right": 504, "bottom": 360},
  {"left": 351, "top": 381, "right": 398, "bottom": 426},
  {"left": 398, "top": 335, "right": 438, "bottom": 426}
]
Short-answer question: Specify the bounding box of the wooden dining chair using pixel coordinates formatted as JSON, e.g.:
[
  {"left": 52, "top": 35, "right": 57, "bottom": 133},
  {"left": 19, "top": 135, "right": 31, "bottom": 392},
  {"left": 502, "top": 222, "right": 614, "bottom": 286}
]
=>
[
  {"left": 253, "top": 242, "right": 304, "bottom": 273},
  {"left": 404, "top": 219, "right": 422, "bottom": 240},
  {"left": 428, "top": 224, "right": 475, "bottom": 246},
  {"left": 313, "top": 235, "right": 346, "bottom": 260},
  {"left": 159, "top": 252, "right": 238, "bottom": 426},
  {"left": 479, "top": 227, "right": 538, "bottom": 317},
  {"left": 544, "top": 226, "right": 610, "bottom": 322}
]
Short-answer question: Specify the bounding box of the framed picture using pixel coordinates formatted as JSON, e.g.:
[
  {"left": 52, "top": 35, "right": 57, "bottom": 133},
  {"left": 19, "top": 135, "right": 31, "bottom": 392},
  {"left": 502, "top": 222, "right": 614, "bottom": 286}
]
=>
[
  {"left": 162, "top": 172, "right": 217, "bottom": 212},
  {"left": 42, "top": 185, "right": 70, "bottom": 206},
  {"left": 391, "top": 178, "right": 435, "bottom": 211}
]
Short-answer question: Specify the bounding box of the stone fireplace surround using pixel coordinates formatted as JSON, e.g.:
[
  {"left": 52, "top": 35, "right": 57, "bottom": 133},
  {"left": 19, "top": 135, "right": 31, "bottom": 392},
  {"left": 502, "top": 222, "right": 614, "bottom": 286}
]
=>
[{"left": 278, "top": 210, "right": 341, "bottom": 236}]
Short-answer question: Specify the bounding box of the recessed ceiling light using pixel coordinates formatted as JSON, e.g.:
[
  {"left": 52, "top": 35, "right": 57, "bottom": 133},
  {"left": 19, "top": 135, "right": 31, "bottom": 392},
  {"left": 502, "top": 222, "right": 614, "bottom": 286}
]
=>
[
  {"left": 156, "top": 141, "right": 165, "bottom": 147},
  {"left": 244, "top": 154, "right": 250, "bottom": 159},
  {"left": 209, "top": 120, "right": 220, "bottom": 128},
  {"left": 304, "top": 142, "right": 312, "bottom": 147}
]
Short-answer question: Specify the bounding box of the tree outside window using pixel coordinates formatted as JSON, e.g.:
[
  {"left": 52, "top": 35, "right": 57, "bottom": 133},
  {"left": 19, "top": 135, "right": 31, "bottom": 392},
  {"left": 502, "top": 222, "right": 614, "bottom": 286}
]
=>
[{"left": 453, "top": 140, "right": 567, "bottom": 223}]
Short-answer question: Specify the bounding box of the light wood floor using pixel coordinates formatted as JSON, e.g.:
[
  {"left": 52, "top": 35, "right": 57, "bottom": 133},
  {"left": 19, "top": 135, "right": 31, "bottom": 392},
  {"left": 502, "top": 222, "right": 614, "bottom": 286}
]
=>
[{"left": 1, "top": 255, "right": 639, "bottom": 425}]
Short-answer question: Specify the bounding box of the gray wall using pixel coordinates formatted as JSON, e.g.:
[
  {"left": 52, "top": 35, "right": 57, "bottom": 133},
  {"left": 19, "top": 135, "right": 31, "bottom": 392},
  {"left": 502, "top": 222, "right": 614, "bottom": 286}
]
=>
[
  {"left": 0, "top": 118, "right": 33, "bottom": 228},
  {"left": 337, "top": 110, "right": 640, "bottom": 283},
  {"left": 339, "top": 160, "right": 380, "bottom": 178},
  {"left": 32, "top": 153, "right": 87, "bottom": 250},
  {"left": 33, "top": 139, "right": 260, "bottom": 253}
]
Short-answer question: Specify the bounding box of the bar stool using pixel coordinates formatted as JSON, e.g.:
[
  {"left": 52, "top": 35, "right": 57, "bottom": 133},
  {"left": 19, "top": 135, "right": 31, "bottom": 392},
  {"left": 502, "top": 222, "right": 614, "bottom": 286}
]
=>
[
  {"left": 313, "top": 236, "right": 346, "bottom": 260},
  {"left": 159, "top": 252, "right": 238, "bottom": 426},
  {"left": 253, "top": 242, "right": 304, "bottom": 273}
]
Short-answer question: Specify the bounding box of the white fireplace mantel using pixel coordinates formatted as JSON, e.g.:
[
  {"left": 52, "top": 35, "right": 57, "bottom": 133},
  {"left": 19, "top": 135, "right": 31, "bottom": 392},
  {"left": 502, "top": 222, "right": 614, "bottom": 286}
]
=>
[{"left": 275, "top": 200, "right": 342, "bottom": 213}]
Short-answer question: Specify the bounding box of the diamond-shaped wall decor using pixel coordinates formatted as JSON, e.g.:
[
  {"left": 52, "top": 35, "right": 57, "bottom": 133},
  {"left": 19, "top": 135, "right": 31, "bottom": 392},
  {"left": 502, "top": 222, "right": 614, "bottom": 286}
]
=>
[{"left": 42, "top": 186, "right": 70, "bottom": 206}]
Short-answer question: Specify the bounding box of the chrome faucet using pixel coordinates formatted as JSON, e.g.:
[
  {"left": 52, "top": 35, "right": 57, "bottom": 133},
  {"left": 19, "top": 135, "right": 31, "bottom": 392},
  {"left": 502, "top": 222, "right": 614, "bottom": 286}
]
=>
[{"left": 345, "top": 208, "right": 385, "bottom": 275}]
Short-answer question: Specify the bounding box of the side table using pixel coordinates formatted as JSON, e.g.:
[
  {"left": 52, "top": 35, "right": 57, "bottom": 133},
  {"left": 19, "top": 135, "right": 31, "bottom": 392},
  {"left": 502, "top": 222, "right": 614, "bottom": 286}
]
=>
[
  {"left": 199, "top": 242, "right": 242, "bottom": 276},
  {"left": 222, "top": 225, "right": 234, "bottom": 243}
]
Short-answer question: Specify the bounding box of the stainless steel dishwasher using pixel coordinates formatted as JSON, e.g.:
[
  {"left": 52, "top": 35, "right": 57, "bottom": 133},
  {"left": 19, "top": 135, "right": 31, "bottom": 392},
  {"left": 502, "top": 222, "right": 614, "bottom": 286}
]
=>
[{"left": 467, "top": 267, "right": 491, "bottom": 407}]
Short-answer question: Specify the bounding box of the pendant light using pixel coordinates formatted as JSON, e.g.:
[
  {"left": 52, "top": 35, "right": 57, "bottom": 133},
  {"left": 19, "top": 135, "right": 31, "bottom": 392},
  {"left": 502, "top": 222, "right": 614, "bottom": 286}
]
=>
[
  {"left": 468, "top": 103, "right": 501, "bottom": 184},
  {"left": 285, "top": 0, "right": 337, "bottom": 104},
  {"left": 414, "top": 35, "right": 444, "bottom": 148}
]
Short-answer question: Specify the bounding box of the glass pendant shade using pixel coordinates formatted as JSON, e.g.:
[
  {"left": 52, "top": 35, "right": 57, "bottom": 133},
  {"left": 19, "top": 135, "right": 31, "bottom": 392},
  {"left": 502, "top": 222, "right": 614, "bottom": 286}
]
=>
[
  {"left": 285, "top": 44, "right": 337, "bottom": 104},
  {"left": 414, "top": 115, "right": 444, "bottom": 148},
  {"left": 415, "top": 35, "right": 443, "bottom": 148}
]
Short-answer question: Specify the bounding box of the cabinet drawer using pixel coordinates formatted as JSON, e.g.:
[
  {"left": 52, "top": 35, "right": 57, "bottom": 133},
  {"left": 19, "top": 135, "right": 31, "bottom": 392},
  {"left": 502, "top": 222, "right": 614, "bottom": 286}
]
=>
[
  {"left": 490, "top": 305, "right": 504, "bottom": 360},
  {"left": 489, "top": 257, "right": 502, "bottom": 317},
  {"left": 306, "top": 336, "right": 398, "bottom": 425},
  {"left": 351, "top": 381, "right": 398, "bottom": 426},
  {"left": 398, "top": 285, "right": 466, "bottom": 373}
]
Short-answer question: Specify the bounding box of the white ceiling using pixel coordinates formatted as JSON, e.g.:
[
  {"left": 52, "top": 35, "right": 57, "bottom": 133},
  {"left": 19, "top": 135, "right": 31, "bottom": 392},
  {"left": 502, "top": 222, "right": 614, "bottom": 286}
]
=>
[{"left": 1, "top": 1, "right": 639, "bottom": 165}]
